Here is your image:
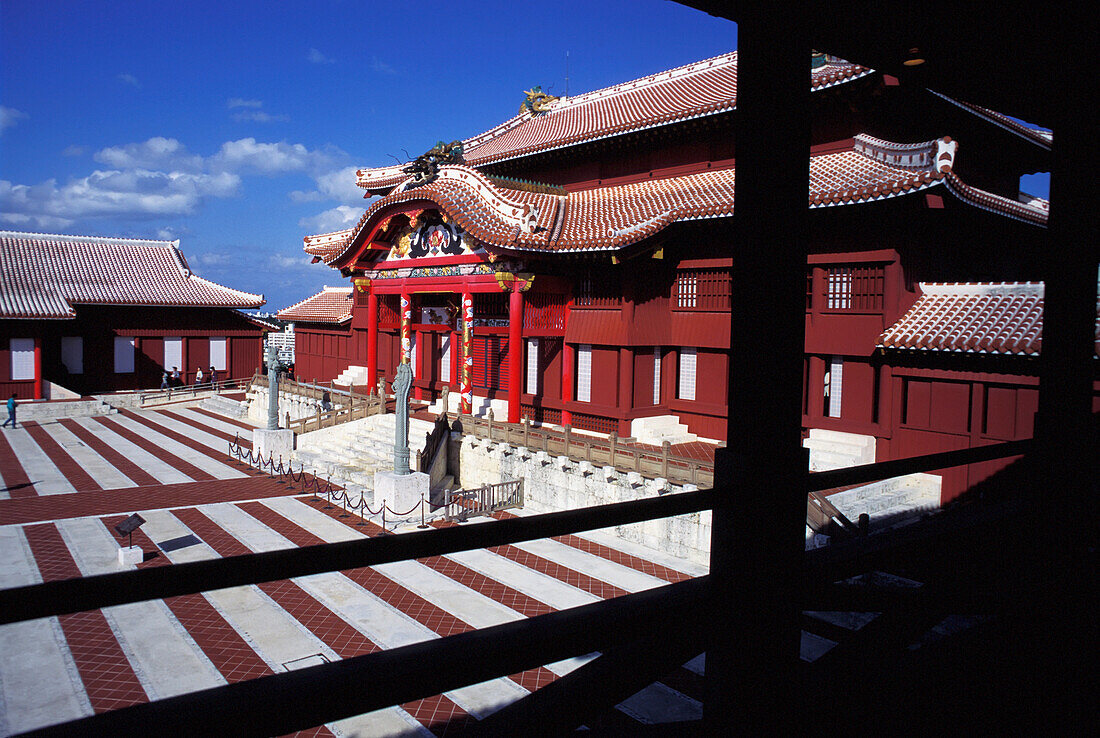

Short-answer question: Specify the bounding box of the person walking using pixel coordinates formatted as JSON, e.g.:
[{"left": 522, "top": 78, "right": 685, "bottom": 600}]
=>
[
  {"left": 209, "top": 365, "right": 217, "bottom": 387},
  {"left": 2, "top": 393, "right": 16, "bottom": 429},
  {"left": 194, "top": 366, "right": 204, "bottom": 387},
  {"left": 171, "top": 366, "right": 181, "bottom": 386},
  {"left": 160, "top": 370, "right": 169, "bottom": 390}
]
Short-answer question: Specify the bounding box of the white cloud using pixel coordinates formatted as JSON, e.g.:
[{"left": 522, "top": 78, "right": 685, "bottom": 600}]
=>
[
  {"left": 212, "top": 137, "right": 342, "bottom": 175},
  {"left": 307, "top": 48, "right": 335, "bottom": 64},
  {"left": 117, "top": 73, "right": 141, "bottom": 88},
  {"left": 227, "top": 98, "right": 263, "bottom": 109},
  {"left": 62, "top": 145, "right": 87, "bottom": 157},
  {"left": 370, "top": 57, "right": 397, "bottom": 75},
  {"left": 231, "top": 110, "right": 289, "bottom": 123},
  {"left": 291, "top": 166, "right": 364, "bottom": 206},
  {"left": 0, "top": 169, "right": 241, "bottom": 229},
  {"left": 298, "top": 205, "right": 360, "bottom": 233},
  {"left": 0, "top": 106, "right": 28, "bottom": 134},
  {"left": 3, "top": 135, "right": 349, "bottom": 229},
  {"left": 196, "top": 252, "right": 233, "bottom": 265},
  {"left": 269, "top": 253, "right": 313, "bottom": 269},
  {"left": 95, "top": 137, "right": 204, "bottom": 172}
]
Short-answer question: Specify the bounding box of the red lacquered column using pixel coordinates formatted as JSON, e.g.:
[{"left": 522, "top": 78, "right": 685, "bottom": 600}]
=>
[
  {"left": 507, "top": 288, "right": 524, "bottom": 423},
  {"left": 460, "top": 292, "right": 473, "bottom": 414}
]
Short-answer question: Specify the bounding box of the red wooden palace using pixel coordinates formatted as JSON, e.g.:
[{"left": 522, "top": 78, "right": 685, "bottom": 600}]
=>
[
  {"left": 284, "top": 51, "right": 1097, "bottom": 503},
  {"left": 1, "top": 231, "right": 267, "bottom": 398}
]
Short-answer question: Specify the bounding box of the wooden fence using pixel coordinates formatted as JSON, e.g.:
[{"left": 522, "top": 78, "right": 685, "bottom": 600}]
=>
[
  {"left": 444, "top": 479, "right": 524, "bottom": 521},
  {"left": 461, "top": 410, "right": 715, "bottom": 488},
  {"left": 252, "top": 374, "right": 387, "bottom": 434}
]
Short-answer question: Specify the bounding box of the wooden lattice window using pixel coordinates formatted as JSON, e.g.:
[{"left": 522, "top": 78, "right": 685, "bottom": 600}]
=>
[
  {"left": 674, "top": 268, "right": 731, "bottom": 310},
  {"left": 824, "top": 265, "right": 885, "bottom": 312},
  {"left": 574, "top": 270, "right": 621, "bottom": 308}
]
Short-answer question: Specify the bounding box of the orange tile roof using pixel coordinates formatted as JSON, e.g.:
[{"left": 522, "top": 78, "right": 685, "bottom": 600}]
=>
[
  {"left": 355, "top": 52, "right": 873, "bottom": 191},
  {"left": 878, "top": 283, "right": 1100, "bottom": 357},
  {"left": 0, "top": 231, "right": 264, "bottom": 320},
  {"left": 310, "top": 134, "right": 1048, "bottom": 266},
  {"left": 277, "top": 286, "right": 353, "bottom": 324}
]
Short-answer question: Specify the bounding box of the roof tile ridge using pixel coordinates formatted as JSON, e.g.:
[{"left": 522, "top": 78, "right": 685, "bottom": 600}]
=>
[
  {"left": 942, "top": 172, "right": 1049, "bottom": 227},
  {"left": 0, "top": 230, "right": 179, "bottom": 248},
  {"left": 187, "top": 273, "right": 266, "bottom": 305}
]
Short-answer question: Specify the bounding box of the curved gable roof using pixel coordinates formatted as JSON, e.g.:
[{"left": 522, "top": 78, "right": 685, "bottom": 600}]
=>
[{"left": 312, "top": 134, "right": 1048, "bottom": 267}]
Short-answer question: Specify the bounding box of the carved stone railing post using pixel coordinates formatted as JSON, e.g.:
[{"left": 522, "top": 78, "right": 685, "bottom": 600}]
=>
[{"left": 609, "top": 432, "right": 618, "bottom": 467}]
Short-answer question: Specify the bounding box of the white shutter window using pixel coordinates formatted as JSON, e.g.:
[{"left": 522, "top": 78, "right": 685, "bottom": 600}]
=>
[
  {"left": 114, "top": 337, "right": 135, "bottom": 374},
  {"left": 526, "top": 338, "right": 539, "bottom": 395},
  {"left": 576, "top": 344, "right": 592, "bottom": 403},
  {"left": 440, "top": 334, "right": 452, "bottom": 382},
  {"left": 61, "top": 337, "right": 83, "bottom": 375},
  {"left": 827, "top": 356, "right": 844, "bottom": 418},
  {"left": 678, "top": 348, "right": 696, "bottom": 401},
  {"left": 411, "top": 334, "right": 418, "bottom": 378},
  {"left": 163, "top": 337, "right": 183, "bottom": 372},
  {"left": 10, "top": 338, "right": 34, "bottom": 380},
  {"left": 209, "top": 337, "right": 227, "bottom": 371},
  {"left": 652, "top": 348, "right": 662, "bottom": 405}
]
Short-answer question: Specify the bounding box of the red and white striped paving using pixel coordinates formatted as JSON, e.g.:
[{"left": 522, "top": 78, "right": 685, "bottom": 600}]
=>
[{"left": 0, "top": 408, "right": 707, "bottom": 735}]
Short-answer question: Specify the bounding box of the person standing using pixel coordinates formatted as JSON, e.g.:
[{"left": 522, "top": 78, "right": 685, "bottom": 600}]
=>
[
  {"left": 171, "top": 366, "right": 181, "bottom": 386},
  {"left": 2, "top": 393, "right": 16, "bottom": 429},
  {"left": 160, "top": 370, "right": 169, "bottom": 390},
  {"left": 209, "top": 365, "right": 217, "bottom": 387},
  {"left": 195, "top": 366, "right": 204, "bottom": 387}
]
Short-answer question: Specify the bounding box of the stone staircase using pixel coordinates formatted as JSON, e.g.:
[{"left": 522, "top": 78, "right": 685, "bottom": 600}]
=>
[
  {"left": 292, "top": 413, "right": 442, "bottom": 492},
  {"left": 333, "top": 365, "right": 370, "bottom": 387},
  {"left": 16, "top": 397, "right": 116, "bottom": 421},
  {"left": 824, "top": 473, "right": 942, "bottom": 532},
  {"left": 630, "top": 415, "right": 698, "bottom": 446},
  {"left": 200, "top": 393, "right": 249, "bottom": 419},
  {"left": 803, "top": 428, "right": 877, "bottom": 471}
]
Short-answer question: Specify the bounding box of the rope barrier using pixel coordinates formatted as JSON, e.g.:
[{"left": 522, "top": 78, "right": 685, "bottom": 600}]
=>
[{"left": 228, "top": 434, "right": 441, "bottom": 530}]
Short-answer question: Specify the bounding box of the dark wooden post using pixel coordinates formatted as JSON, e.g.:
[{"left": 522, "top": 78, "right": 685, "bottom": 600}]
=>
[{"left": 708, "top": 13, "right": 810, "bottom": 733}]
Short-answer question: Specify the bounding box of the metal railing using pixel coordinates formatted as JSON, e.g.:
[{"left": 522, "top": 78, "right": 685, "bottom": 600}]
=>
[{"left": 92, "top": 374, "right": 256, "bottom": 406}]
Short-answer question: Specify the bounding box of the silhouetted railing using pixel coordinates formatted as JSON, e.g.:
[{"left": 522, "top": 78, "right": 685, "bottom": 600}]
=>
[{"left": 0, "top": 438, "right": 1034, "bottom": 735}]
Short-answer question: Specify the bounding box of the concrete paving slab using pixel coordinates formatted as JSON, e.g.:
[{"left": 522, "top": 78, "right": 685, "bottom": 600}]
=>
[
  {"left": 38, "top": 420, "right": 135, "bottom": 489},
  {"left": 3, "top": 429, "right": 77, "bottom": 496},
  {"left": 70, "top": 417, "right": 192, "bottom": 485},
  {"left": 56, "top": 517, "right": 226, "bottom": 700},
  {"left": 510, "top": 538, "right": 669, "bottom": 593},
  {"left": 0, "top": 526, "right": 92, "bottom": 734},
  {"left": 108, "top": 414, "right": 247, "bottom": 480},
  {"left": 200, "top": 501, "right": 525, "bottom": 721},
  {"left": 134, "top": 409, "right": 234, "bottom": 452}
]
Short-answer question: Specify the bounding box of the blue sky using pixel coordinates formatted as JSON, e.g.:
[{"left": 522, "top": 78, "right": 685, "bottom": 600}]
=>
[{"left": 1, "top": 2, "right": 1048, "bottom": 312}]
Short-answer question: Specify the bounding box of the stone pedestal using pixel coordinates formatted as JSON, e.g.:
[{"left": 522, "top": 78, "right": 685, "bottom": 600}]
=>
[
  {"left": 253, "top": 428, "right": 294, "bottom": 463},
  {"left": 118, "top": 546, "right": 143, "bottom": 566},
  {"left": 374, "top": 470, "right": 430, "bottom": 517}
]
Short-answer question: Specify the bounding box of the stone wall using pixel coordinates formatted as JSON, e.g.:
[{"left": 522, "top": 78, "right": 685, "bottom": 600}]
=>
[{"left": 452, "top": 434, "right": 711, "bottom": 567}]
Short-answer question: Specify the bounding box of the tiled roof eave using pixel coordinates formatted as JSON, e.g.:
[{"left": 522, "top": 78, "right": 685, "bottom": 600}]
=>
[
  {"left": 466, "top": 103, "right": 737, "bottom": 169},
  {"left": 356, "top": 64, "right": 874, "bottom": 186},
  {"left": 927, "top": 90, "right": 1053, "bottom": 151},
  {"left": 943, "top": 174, "right": 1049, "bottom": 227}
]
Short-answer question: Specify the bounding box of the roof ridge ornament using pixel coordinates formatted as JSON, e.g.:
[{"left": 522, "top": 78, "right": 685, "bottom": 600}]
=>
[
  {"left": 520, "top": 86, "right": 559, "bottom": 117},
  {"left": 401, "top": 140, "right": 465, "bottom": 186}
]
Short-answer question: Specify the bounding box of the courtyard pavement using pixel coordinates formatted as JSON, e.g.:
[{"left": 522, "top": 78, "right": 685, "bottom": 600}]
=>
[{"left": 0, "top": 405, "right": 709, "bottom": 736}]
